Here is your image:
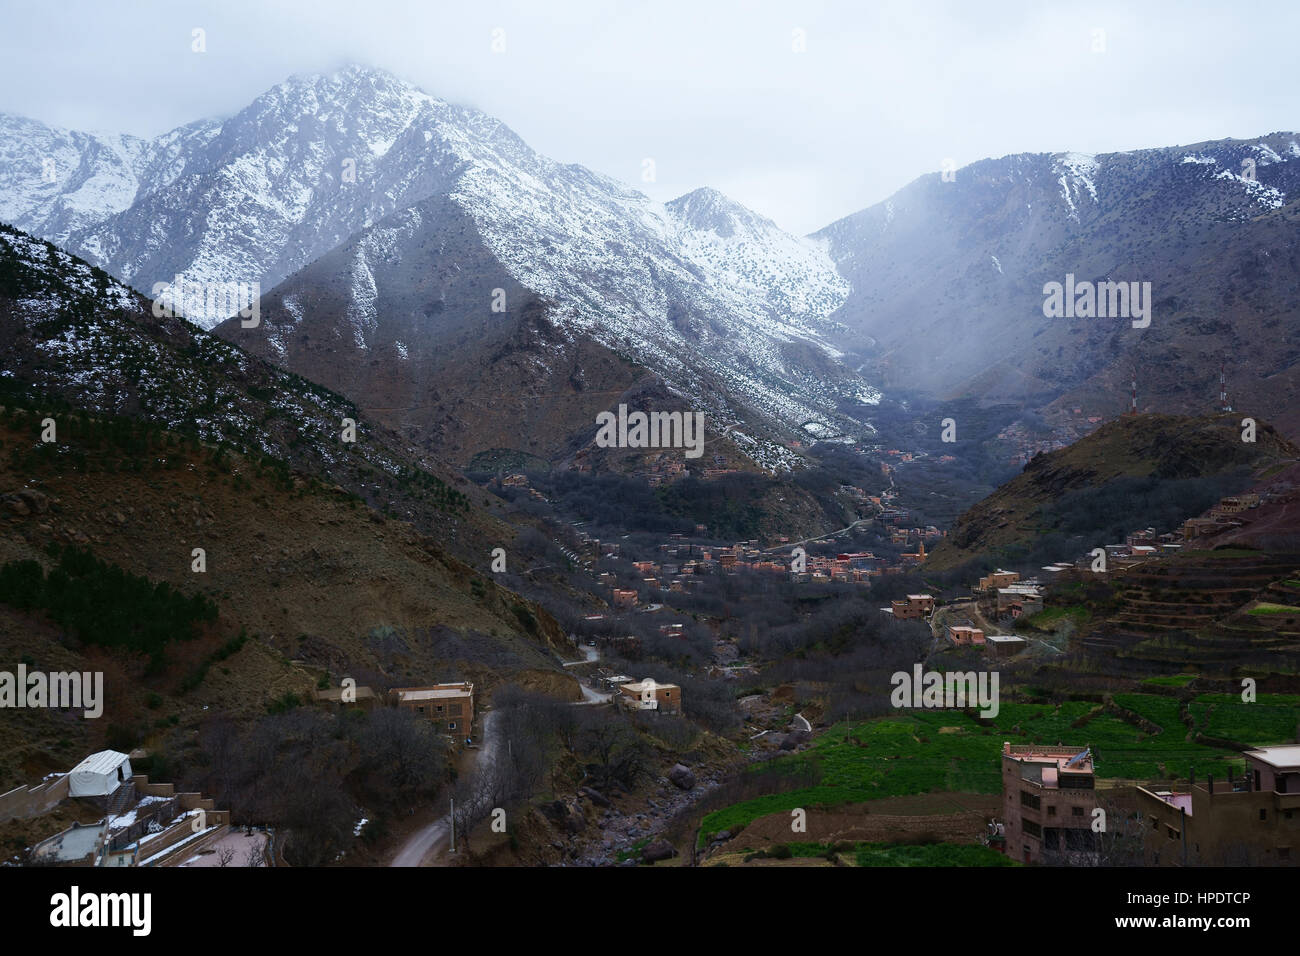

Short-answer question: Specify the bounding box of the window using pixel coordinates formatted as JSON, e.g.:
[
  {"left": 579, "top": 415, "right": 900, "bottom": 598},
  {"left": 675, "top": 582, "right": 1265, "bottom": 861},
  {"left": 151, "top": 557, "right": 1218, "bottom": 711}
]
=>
[
  {"left": 1280, "top": 847, "right": 1291, "bottom": 861},
  {"left": 1047, "top": 806, "right": 1056, "bottom": 816},
  {"left": 448, "top": 722, "right": 456, "bottom": 730},
  {"left": 1260, "top": 809, "right": 1267, "bottom": 821},
  {"left": 1151, "top": 816, "right": 1159, "bottom": 830},
  {"left": 1072, "top": 806, "right": 1084, "bottom": 817},
  {"left": 1020, "top": 791, "right": 1041, "bottom": 810},
  {"left": 1023, "top": 820, "right": 1042, "bottom": 838}
]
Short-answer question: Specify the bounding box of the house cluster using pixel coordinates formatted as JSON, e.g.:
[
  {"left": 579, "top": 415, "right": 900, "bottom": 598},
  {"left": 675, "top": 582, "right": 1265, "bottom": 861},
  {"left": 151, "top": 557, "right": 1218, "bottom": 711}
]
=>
[
  {"left": 1136, "top": 745, "right": 1300, "bottom": 866},
  {"left": 640, "top": 452, "right": 690, "bottom": 486},
  {"left": 974, "top": 569, "right": 1045, "bottom": 620},
  {"left": 1182, "top": 493, "right": 1262, "bottom": 539},
  {"left": 2, "top": 750, "right": 259, "bottom": 867},
  {"left": 995, "top": 421, "right": 1075, "bottom": 467},
  {"left": 942, "top": 619, "right": 1027, "bottom": 657},
  {"left": 792, "top": 550, "right": 889, "bottom": 584},
  {"left": 1001, "top": 741, "right": 1300, "bottom": 866}
]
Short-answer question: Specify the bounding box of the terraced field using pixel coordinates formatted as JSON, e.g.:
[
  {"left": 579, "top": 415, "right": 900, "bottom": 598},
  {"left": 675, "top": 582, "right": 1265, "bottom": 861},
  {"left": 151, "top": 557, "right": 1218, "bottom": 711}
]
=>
[{"left": 697, "top": 692, "right": 1294, "bottom": 846}]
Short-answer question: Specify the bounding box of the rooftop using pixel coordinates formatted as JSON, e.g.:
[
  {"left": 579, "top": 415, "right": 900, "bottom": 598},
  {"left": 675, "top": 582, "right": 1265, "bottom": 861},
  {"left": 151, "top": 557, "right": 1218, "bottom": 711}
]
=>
[
  {"left": 394, "top": 683, "right": 473, "bottom": 701},
  {"left": 1147, "top": 790, "right": 1194, "bottom": 815},
  {"left": 1003, "top": 743, "right": 1094, "bottom": 773},
  {"left": 70, "top": 750, "right": 130, "bottom": 776},
  {"left": 1245, "top": 745, "right": 1300, "bottom": 770}
]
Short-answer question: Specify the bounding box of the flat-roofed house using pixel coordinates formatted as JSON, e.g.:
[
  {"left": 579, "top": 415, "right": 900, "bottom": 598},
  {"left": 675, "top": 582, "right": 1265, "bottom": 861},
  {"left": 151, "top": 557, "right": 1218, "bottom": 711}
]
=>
[
  {"left": 890, "top": 594, "right": 934, "bottom": 620},
  {"left": 1136, "top": 746, "right": 1300, "bottom": 866},
  {"left": 394, "top": 682, "right": 474, "bottom": 735},
  {"left": 1002, "top": 743, "right": 1099, "bottom": 864},
  {"left": 985, "top": 634, "right": 1027, "bottom": 658},
  {"left": 946, "top": 622, "right": 986, "bottom": 646},
  {"left": 617, "top": 678, "right": 682, "bottom": 715}
]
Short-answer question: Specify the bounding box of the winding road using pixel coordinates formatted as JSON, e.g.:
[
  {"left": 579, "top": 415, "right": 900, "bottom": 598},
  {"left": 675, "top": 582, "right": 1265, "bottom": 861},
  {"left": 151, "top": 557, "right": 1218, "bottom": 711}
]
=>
[
  {"left": 389, "top": 710, "right": 500, "bottom": 867},
  {"left": 389, "top": 650, "right": 613, "bottom": 866}
]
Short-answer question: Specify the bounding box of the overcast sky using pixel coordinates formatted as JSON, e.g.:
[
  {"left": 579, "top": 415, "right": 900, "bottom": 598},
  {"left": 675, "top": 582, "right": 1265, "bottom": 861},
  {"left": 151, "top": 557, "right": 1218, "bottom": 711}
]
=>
[{"left": 1, "top": 0, "right": 1296, "bottom": 234}]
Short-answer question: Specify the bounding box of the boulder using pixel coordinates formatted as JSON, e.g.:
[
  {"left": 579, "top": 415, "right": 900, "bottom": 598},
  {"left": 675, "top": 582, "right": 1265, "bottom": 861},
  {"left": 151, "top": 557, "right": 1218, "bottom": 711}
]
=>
[
  {"left": 668, "top": 763, "right": 696, "bottom": 790},
  {"left": 642, "top": 839, "right": 676, "bottom": 863}
]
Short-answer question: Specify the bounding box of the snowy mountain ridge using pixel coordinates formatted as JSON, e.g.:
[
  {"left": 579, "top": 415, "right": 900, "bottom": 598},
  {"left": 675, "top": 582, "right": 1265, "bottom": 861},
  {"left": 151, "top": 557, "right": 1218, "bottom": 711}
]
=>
[{"left": 0, "top": 65, "right": 869, "bottom": 445}]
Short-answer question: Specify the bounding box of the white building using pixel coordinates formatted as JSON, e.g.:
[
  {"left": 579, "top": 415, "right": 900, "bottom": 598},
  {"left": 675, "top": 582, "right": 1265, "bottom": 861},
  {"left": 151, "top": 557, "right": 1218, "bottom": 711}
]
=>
[{"left": 68, "top": 750, "right": 132, "bottom": 798}]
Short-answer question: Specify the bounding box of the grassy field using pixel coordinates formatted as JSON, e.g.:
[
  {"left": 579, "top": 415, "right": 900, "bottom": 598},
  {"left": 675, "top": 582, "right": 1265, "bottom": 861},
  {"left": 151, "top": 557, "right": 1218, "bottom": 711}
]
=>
[
  {"left": 1113, "top": 693, "right": 1183, "bottom": 731},
  {"left": 756, "top": 841, "right": 1013, "bottom": 866},
  {"left": 700, "top": 693, "right": 1294, "bottom": 846},
  {"left": 1248, "top": 603, "right": 1300, "bottom": 616},
  {"left": 1141, "top": 674, "right": 1197, "bottom": 689},
  {"left": 1189, "top": 693, "right": 1300, "bottom": 744}
]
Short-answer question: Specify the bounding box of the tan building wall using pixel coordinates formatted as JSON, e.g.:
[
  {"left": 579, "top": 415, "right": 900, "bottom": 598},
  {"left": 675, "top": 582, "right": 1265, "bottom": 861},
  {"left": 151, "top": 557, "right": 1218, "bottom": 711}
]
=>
[
  {"left": 0, "top": 773, "right": 70, "bottom": 823},
  {"left": 617, "top": 681, "right": 682, "bottom": 715},
  {"left": 1001, "top": 744, "right": 1101, "bottom": 864},
  {"left": 1138, "top": 752, "right": 1300, "bottom": 865},
  {"left": 395, "top": 683, "right": 474, "bottom": 735}
]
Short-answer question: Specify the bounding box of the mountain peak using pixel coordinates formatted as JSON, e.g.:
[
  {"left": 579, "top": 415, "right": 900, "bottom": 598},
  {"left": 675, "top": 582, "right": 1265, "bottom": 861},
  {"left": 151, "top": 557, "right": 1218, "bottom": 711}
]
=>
[{"left": 666, "top": 186, "right": 775, "bottom": 238}]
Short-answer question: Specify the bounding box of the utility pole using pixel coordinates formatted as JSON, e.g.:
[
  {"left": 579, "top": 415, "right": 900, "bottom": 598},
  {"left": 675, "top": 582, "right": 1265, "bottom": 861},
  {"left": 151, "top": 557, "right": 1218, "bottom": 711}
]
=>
[{"left": 449, "top": 797, "right": 455, "bottom": 854}]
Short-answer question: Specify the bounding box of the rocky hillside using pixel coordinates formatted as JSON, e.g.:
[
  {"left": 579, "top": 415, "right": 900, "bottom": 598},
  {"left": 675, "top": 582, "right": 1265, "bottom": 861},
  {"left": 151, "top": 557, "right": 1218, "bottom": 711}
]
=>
[
  {"left": 925, "top": 413, "right": 1300, "bottom": 570},
  {"left": 0, "top": 222, "right": 587, "bottom": 782}
]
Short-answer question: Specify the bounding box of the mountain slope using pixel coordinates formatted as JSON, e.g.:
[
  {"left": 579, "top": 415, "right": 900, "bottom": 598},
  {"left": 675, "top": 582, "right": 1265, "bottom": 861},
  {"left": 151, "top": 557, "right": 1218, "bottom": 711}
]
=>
[
  {"left": 0, "top": 224, "right": 589, "bottom": 784},
  {"left": 815, "top": 134, "right": 1300, "bottom": 438},
  {"left": 1, "top": 66, "right": 874, "bottom": 457},
  {"left": 924, "top": 413, "right": 1300, "bottom": 571}
]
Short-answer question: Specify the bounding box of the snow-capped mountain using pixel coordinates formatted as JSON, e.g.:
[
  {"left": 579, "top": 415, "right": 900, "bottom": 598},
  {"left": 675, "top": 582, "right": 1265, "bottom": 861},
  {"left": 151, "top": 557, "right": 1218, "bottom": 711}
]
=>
[
  {"left": 0, "top": 114, "right": 220, "bottom": 247},
  {"left": 0, "top": 66, "right": 872, "bottom": 460},
  {"left": 815, "top": 133, "right": 1300, "bottom": 435}
]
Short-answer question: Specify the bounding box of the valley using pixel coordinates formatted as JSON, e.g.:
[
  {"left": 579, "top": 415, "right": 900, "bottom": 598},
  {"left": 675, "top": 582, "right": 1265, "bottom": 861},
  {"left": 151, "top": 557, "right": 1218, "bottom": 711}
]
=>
[{"left": 2, "top": 58, "right": 1299, "bottom": 883}]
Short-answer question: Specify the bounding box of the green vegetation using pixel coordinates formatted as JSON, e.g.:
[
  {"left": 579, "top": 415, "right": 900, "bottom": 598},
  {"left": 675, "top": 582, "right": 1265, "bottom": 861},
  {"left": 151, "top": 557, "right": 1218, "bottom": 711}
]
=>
[
  {"left": 1113, "top": 693, "right": 1183, "bottom": 731},
  {"left": 701, "top": 693, "right": 1295, "bottom": 846},
  {"left": 0, "top": 544, "right": 217, "bottom": 669},
  {"left": 1189, "top": 693, "right": 1300, "bottom": 745},
  {"left": 851, "top": 842, "right": 1013, "bottom": 867},
  {"left": 1141, "top": 674, "right": 1197, "bottom": 688},
  {"left": 617, "top": 836, "right": 651, "bottom": 863},
  {"left": 1248, "top": 603, "right": 1300, "bottom": 616},
  {"left": 1018, "top": 604, "right": 1090, "bottom": 630},
  {"left": 739, "top": 840, "right": 1011, "bottom": 866}
]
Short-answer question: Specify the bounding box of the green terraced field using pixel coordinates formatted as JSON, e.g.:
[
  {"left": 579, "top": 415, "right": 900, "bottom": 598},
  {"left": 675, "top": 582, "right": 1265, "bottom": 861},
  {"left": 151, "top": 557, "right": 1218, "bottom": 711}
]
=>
[{"left": 700, "top": 693, "right": 1295, "bottom": 847}]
